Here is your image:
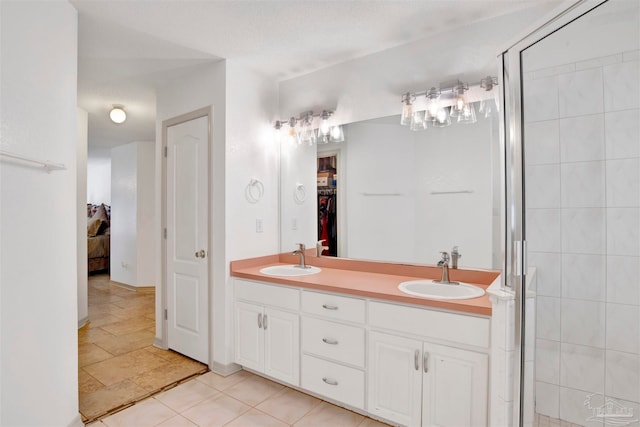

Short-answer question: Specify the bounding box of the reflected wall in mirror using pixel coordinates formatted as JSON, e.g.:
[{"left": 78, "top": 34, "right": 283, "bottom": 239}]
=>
[
  {"left": 281, "top": 107, "right": 502, "bottom": 271},
  {"left": 326, "top": 112, "right": 500, "bottom": 269}
]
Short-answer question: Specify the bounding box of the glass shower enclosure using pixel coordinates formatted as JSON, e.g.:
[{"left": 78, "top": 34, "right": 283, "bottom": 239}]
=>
[{"left": 504, "top": 1, "right": 640, "bottom": 425}]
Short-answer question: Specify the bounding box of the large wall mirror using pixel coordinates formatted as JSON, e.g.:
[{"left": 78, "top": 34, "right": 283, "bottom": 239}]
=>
[{"left": 280, "top": 99, "right": 502, "bottom": 271}]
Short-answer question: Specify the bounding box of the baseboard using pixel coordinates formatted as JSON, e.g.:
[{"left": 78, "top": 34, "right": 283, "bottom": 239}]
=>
[
  {"left": 111, "top": 280, "right": 155, "bottom": 293},
  {"left": 210, "top": 361, "right": 242, "bottom": 376},
  {"left": 78, "top": 316, "right": 89, "bottom": 329},
  {"left": 67, "top": 413, "right": 84, "bottom": 427},
  {"left": 153, "top": 337, "right": 166, "bottom": 349}
]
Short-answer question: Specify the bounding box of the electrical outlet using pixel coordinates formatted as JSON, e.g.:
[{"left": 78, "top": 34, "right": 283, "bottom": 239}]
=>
[
  {"left": 256, "top": 218, "right": 263, "bottom": 233},
  {"left": 121, "top": 261, "right": 128, "bottom": 269},
  {"left": 292, "top": 218, "right": 298, "bottom": 230}
]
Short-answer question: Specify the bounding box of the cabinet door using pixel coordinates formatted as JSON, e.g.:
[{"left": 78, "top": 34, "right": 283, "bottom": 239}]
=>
[
  {"left": 264, "top": 307, "right": 299, "bottom": 386},
  {"left": 368, "top": 331, "right": 422, "bottom": 427},
  {"left": 234, "top": 301, "right": 264, "bottom": 372},
  {"left": 422, "top": 343, "right": 488, "bottom": 427}
]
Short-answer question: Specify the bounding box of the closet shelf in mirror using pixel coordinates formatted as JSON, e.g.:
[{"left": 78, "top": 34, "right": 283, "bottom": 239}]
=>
[{"left": 318, "top": 188, "right": 337, "bottom": 196}]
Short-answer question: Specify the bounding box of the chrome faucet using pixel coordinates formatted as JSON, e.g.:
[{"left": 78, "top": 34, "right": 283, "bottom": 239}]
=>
[
  {"left": 293, "top": 243, "right": 308, "bottom": 269},
  {"left": 451, "top": 246, "right": 462, "bottom": 269},
  {"left": 316, "top": 239, "right": 329, "bottom": 257},
  {"left": 436, "top": 251, "right": 459, "bottom": 285}
]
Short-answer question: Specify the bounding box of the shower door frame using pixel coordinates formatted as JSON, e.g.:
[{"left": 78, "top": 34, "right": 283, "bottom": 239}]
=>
[{"left": 500, "top": 0, "right": 609, "bottom": 424}]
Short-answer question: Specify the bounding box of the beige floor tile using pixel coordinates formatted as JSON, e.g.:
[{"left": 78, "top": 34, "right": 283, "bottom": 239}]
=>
[
  {"left": 102, "top": 398, "right": 177, "bottom": 427},
  {"left": 84, "top": 348, "right": 169, "bottom": 386},
  {"left": 154, "top": 379, "right": 219, "bottom": 413},
  {"left": 88, "top": 313, "right": 126, "bottom": 328},
  {"left": 182, "top": 394, "right": 251, "bottom": 427},
  {"left": 359, "top": 416, "right": 393, "bottom": 426},
  {"left": 79, "top": 326, "right": 115, "bottom": 344},
  {"left": 108, "top": 304, "right": 155, "bottom": 320},
  {"left": 145, "top": 346, "right": 191, "bottom": 363},
  {"left": 89, "top": 294, "right": 126, "bottom": 305},
  {"left": 224, "top": 374, "right": 285, "bottom": 406},
  {"left": 130, "top": 357, "right": 207, "bottom": 392},
  {"left": 79, "top": 343, "right": 114, "bottom": 367},
  {"left": 112, "top": 296, "right": 155, "bottom": 310},
  {"left": 79, "top": 380, "right": 149, "bottom": 420},
  {"left": 79, "top": 369, "right": 106, "bottom": 394},
  {"left": 256, "top": 387, "right": 321, "bottom": 424},
  {"left": 224, "top": 408, "right": 289, "bottom": 427},
  {"left": 195, "top": 370, "right": 253, "bottom": 391},
  {"left": 294, "top": 401, "right": 365, "bottom": 427},
  {"left": 155, "top": 415, "right": 197, "bottom": 427},
  {"left": 101, "top": 317, "right": 156, "bottom": 336},
  {"left": 93, "top": 330, "right": 155, "bottom": 355}
]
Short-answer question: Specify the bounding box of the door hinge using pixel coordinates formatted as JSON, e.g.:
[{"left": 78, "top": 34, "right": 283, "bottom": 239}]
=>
[
  {"left": 164, "top": 309, "right": 168, "bottom": 320},
  {"left": 164, "top": 228, "right": 167, "bottom": 239},
  {"left": 164, "top": 146, "right": 168, "bottom": 157}
]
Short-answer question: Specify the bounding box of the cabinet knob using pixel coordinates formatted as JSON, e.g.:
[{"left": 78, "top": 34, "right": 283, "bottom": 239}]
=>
[
  {"left": 322, "top": 337, "right": 339, "bottom": 345},
  {"left": 322, "top": 377, "right": 338, "bottom": 386},
  {"left": 414, "top": 350, "right": 420, "bottom": 371},
  {"left": 263, "top": 314, "right": 268, "bottom": 330},
  {"left": 423, "top": 352, "right": 429, "bottom": 373},
  {"left": 257, "top": 313, "right": 263, "bottom": 329},
  {"left": 195, "top": 249, "right": 206, "bottom": 258}
]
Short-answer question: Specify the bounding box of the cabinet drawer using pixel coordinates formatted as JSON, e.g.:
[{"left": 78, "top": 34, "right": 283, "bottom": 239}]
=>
[
  {"left": 302, "top": 317, "right": 365, "bottom": 367},
  {"left": 369, "top": 301, "right": 490, "bottom": 348},
  {"left": 301, "top": 354, "right": 365, "bottom": 410},
  {"left": 301, "top": 290, "right": 365, "bottom": 323},
  {"left": 235, "top": 279, "right": 299, "bottom": 311}
]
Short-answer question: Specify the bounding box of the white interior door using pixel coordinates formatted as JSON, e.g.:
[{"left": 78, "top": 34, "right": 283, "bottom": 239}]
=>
[{"left": 166, "top": 115, "right": 209, "bottom": 364}]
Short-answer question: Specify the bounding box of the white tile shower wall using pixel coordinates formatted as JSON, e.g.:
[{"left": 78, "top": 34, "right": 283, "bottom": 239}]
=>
[{"left": 525, "top": 49, "right": 640, "bottom": 421}]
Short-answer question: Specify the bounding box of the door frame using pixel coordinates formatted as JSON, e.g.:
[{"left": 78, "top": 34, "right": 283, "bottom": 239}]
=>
[
  {"left": 500, "top": 1, "right": 608, "bottom": 424},
  {"left": 159, "top": 106, "right": 213, "bottom": 367}
]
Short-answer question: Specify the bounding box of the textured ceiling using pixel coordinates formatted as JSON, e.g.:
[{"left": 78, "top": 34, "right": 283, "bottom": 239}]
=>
[{"left": 72, "top": 0, "right": 563, "bottom": 149}]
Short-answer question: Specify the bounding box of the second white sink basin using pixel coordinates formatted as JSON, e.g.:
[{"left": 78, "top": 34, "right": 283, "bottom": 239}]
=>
[
  {"left": 398, "top": 280, "right": 485, "bottom": 300},
  {"left": 260, "top": 265, "right": 321, "bottom": 277}
]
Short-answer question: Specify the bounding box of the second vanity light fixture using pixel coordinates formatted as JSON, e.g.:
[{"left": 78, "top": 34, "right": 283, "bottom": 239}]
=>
[
  {"left": 274, "top": 110, "right": 344, "bottom": 145},
  {"left": 400, "top": 76, "right": 498, "bottom": 130}
]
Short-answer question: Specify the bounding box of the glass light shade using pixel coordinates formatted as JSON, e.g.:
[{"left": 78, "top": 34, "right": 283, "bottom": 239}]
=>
[
  {"left": 319, "top": 118, "right": 331, "bottom": 136},
  {"left": 457, "top": 103, "right": 477, "bottom": 124},
  {"left": 109, "top": 106, "right": 126, "bottom": 124},
  {"left": 432, "top": 107, "right": 451, "bottom": 128},
  {"left": 410, "top": 110, "right": 427, "bottom": 131},
  {"left": 450, "top": 95, "right": 466, "bottom": 118},
  {"left": 299, "top": 123, "right": 317, "bottom": 145},
  {"left": 400, "top": 102, "right": 413, "bottom": 126},
  {"left": 329, "top": 125, "right": 344, "bottom": 143}
]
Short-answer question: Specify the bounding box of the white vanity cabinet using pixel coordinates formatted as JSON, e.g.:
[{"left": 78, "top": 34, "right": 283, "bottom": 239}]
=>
[
  {"left": 234, "top": 279, "right": 300, "bottom": 386},
  {"left": 368, "top": 301, "right": 489, "bottom": 427},
  {"left": 300, "top": 290, "right": 367, "bottom": 410}
]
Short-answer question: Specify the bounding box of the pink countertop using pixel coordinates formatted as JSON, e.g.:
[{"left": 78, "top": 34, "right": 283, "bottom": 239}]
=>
[{"left": 230, "top": 253, "right": 498, "bottom": 316}]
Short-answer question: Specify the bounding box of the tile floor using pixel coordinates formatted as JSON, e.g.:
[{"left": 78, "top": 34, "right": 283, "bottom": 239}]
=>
[
  {"left": 79, "top": 274, "right": 207, "bottom": 423},
  {"left": 88, "top": 369, "right": 390, "bottom": 427},
  {"left": 533, "top": 414, "right": 582, "bottom": 427}
]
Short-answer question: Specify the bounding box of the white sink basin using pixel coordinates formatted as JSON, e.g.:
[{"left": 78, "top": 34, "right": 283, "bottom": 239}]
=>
[
  {"left": 259, "top": 265, "right": 321, "bottom": 277},
  {"left": 398, "top": 280, "right": 485, "bottom": 300}
]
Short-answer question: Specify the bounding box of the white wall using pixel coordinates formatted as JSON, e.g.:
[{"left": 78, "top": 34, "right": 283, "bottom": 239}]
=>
[
  {"left": 87, "top": 147, "right": 111, "bottom": 205},
  {"left": 0, "top": 1, "right": 81, "bottom": 426},
  {"left": 110, "top": 141, "right": 155, "bottom": 287},
  {"left": 78, "top": 109, "right": 89, "bottom": 327}
]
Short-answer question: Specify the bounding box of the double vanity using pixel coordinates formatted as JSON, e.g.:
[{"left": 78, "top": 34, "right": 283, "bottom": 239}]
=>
[{"left": 230, "top": 252, "right": 501, "bottom": 427}]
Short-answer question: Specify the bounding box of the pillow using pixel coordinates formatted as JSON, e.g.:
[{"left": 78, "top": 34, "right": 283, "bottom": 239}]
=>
[
  {"left": 92, "top": 203, "right": 110, "bottom": 226},
  {"left": 87, "top": 217, "right": 104, "bottom": 237}
]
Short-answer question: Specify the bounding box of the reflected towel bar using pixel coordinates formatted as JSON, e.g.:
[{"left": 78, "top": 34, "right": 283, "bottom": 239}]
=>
[
  {"left": 361, "top": 192, "right": 404, "bottom": 196},
  {"left": 430, "top": 190, "right": 474, "bottom": 195},
  {"left": 0, "top": 150, "right": 66, "bottom": 172}
]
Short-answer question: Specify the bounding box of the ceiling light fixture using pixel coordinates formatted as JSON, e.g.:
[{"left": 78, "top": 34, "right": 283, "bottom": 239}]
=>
[
  {"left": 109, "top": 105, "right": 127, "bottom": 124},
  {"left": 400, "top": 76, "right": 497, "bottom": 131},
  {"left": 274, "top": 109, "right": 344, "bottom": 146}
]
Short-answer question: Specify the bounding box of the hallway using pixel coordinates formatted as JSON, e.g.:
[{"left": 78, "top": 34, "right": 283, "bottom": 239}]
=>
[{"left": 79, "top": 274, "right": 207, "bottom": 422}]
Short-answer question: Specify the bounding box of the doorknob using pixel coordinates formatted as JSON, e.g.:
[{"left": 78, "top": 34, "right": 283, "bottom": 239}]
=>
[{"left": 195, "top": 249, "right": 206, "bottom": 258}]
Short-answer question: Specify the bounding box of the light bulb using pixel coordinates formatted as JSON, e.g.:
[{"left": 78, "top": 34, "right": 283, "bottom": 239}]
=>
[
  {"left": 109, "top": 106, "right": 126, "bottom": 124},
  {"left": 401, "top": 103, "right": 413, "bottom": 126},
  {"left": 329, "top": 125, "right": 344, "bottom": 143},
  {"left": 319, "top": 119, "right": 330, "bottom": 136},
  {"left": 456, "top": 97, "right": 465, "bottom": 111},
  {"left": 437, "top": 109, "right": 447, "bottom": 123}
]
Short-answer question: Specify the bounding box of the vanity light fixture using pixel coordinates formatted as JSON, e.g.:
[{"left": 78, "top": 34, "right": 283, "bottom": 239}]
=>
[
  {"left": 274, "top": 109, "right": 344, "bottom": 146},
  {"left": 109, "top": 105, "right": 127, "bottom": 124},
  {"left": 400, "top": 76, "right": 497, "bottom": 130}
]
